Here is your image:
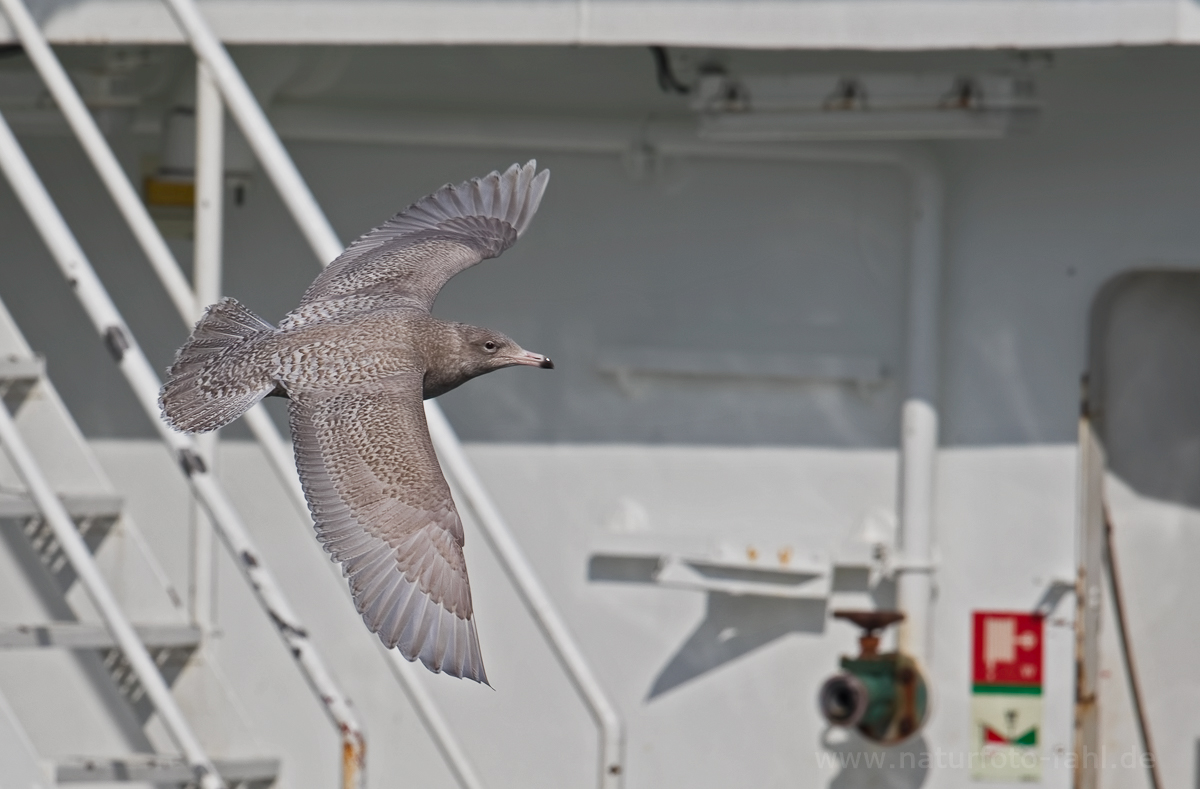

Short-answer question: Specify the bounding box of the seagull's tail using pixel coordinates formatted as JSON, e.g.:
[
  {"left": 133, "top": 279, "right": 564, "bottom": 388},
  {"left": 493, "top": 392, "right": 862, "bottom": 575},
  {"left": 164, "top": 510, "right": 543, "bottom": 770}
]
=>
[{"left": 159, "top": 297, "right": 278, "bottom": 434}]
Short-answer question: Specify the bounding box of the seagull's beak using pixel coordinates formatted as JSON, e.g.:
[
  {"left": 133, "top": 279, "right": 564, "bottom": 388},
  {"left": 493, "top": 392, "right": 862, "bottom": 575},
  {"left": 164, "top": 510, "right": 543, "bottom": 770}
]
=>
[{"left": 509, "top": 349, "right": 554, "bottom": 369}]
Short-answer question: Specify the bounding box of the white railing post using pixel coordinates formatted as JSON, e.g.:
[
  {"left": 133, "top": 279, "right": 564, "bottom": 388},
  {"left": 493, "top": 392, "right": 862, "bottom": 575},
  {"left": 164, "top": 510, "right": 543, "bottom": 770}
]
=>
[
  {"left": 159, "top": 0, "right": 628, "bottom": 784},
  {"left": 0, "top": 105, "right": 366, "bottom": 789}
]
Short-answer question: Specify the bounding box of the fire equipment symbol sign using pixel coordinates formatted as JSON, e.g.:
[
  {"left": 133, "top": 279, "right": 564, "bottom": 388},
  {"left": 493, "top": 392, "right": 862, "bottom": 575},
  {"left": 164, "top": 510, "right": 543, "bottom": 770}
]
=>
[{"left": 970, "top": 612, "right": 1043, "bottom": 782}]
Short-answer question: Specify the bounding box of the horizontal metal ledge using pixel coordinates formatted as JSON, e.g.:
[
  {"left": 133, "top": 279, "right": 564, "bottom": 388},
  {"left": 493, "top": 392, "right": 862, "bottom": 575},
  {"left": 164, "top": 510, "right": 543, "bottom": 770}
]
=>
[
  {"left": 0, "top": 492, "right": 122, "bottom": 520},
  {"left": 57, "top": 755, "right": 280, "bottom": 784},
  {"left": 0, "top": 355, "right": 43, "bottom": 383},
  {"left": 0, "top": 623, "right": 201, "bottom": 650},
  {"left": 590, "top": 541, "right": 833, "bottom": 599}
]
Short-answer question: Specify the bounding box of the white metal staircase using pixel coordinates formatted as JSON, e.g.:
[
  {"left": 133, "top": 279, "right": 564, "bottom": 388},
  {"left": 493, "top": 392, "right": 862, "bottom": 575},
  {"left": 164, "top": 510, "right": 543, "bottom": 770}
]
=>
[{"left": 0, "top": 295, "right": 279, "bottom": 788}]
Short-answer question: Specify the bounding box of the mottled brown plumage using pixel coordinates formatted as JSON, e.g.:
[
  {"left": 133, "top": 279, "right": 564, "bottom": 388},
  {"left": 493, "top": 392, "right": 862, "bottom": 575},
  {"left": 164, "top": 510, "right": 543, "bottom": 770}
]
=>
[{"left": 159, "top": 162, "right": 553, "bottom": 683}]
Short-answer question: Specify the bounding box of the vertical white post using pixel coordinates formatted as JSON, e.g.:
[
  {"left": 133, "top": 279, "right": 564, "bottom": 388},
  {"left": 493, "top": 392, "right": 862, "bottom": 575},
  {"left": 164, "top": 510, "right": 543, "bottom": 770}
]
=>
[
  {"left": 190, "top": 63, "right": 224, "bottom": 633},
  {"left": 894, "top": 159, "right": 943, "bottom": 666}
]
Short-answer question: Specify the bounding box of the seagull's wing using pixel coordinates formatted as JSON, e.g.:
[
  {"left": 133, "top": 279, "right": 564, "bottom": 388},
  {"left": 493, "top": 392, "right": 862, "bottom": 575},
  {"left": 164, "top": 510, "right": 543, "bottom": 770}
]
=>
[
  {"left": 289, "top": 372, "right": 487, "bottom": 683},
  {"left": 292, "top": 161, "right": 550, "bottom": 318}
]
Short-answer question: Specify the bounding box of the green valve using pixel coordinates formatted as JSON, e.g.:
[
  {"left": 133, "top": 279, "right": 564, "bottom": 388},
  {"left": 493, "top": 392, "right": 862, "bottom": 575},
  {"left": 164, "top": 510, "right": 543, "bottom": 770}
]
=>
[{"left": 818, "top": 610, "right": 930, "bottom": 745}]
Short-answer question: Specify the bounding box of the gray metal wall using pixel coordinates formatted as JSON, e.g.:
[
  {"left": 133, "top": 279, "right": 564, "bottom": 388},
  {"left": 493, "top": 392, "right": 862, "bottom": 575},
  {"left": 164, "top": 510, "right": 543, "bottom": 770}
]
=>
[{"left": 2, "top": 45, "right": 1199, "bottom": 448}]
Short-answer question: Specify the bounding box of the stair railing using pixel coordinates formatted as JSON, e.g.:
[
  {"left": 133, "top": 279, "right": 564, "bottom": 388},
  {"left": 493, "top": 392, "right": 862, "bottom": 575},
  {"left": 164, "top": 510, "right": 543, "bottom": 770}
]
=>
[
  {"left": 0, "top": 116, "right": 226, "bottom": 789},
  {"left": 0, "top": 102, "right": 365, "bottom": 789}
]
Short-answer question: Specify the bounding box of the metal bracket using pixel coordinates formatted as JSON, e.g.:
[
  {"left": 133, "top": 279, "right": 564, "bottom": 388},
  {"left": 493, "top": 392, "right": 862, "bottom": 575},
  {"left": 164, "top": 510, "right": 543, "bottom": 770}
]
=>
[{"left": 590, "top": 540, "right": 834, "bottom": 599}]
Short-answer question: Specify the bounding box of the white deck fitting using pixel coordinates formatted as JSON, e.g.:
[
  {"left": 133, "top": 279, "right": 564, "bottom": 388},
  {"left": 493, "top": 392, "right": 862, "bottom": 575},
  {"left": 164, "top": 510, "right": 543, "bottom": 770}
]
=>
[{"left": 0, "top": 101, "right": 365, "bottom": 789}]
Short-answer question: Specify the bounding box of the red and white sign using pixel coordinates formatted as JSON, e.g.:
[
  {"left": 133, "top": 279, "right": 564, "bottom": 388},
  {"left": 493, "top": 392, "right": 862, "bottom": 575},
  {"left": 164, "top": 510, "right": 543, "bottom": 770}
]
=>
[
  {"left": 972, "top": 611, "right": 1043, "bottom": 687},
  {"left": 971, "top": 611, "right": 1044, "bottom": 781}
]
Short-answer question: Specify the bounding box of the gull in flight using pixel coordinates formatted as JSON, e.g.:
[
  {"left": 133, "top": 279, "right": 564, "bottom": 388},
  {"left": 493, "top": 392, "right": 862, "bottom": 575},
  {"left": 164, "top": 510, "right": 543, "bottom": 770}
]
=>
[{"left": 160, "top": 162, "right": 554, "bottom": 684}]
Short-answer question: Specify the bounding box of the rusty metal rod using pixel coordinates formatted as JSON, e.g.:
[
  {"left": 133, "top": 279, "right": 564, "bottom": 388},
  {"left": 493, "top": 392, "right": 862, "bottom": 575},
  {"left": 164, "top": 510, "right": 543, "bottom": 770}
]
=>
[{"left": 1101, "top": 505, "right": 1162, "bottom": 789}]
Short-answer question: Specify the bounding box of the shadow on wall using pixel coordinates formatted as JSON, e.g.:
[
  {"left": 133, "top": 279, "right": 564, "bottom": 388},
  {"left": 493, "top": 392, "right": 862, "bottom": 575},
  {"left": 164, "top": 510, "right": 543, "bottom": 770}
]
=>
[
  {"left": 587, "top": 558, "right": 899, "bottom": 699},
  {"left": 820, "top": 727, "right": 930, "bottom": 789},
  {"left": 646, "top": 592, "right": 826, "bottom": 699}
]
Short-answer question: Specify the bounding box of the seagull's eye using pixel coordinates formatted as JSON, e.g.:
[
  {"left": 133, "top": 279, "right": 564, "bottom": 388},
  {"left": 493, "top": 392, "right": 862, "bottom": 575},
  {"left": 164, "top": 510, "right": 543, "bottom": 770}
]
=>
[{"left": 483, "top": 341, "right": 497, "bottom": 352}]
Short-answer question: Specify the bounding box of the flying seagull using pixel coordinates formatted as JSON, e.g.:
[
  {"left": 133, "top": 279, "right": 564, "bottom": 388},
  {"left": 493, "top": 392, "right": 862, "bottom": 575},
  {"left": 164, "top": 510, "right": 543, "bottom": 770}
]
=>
[{"left": 159, "top": 161, "right": 554, "bottom": 684}]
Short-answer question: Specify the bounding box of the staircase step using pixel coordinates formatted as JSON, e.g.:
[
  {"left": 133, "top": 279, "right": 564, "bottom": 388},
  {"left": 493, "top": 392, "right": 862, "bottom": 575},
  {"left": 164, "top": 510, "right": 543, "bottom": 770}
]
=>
[
  {"left": 56, "top": 755, "right": 280, "bottom": 786},
  {"left": 0, "top": 492, "right": 124, "bottom": 589},
  {"left": 0, "top": 355, "right": 44, "bottom": 384},
  {"left": 0, "top": 492, "right": 122, "bottom": 521},
  {"left": 0, "top": 355, "right": 45, "bottom": 411},
  {"left": 0, "top": 623, "right": 201, "bottom": 650}
]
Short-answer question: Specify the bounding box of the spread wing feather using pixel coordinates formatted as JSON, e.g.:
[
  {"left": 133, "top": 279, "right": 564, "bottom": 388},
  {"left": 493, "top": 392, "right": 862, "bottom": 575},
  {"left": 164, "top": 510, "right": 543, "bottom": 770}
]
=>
[
  {"left": 288, "top": 373, "right": 487, "bottom": 683},
  {"left": 289, "top": 161, "right": 549, "bottom": 320}
]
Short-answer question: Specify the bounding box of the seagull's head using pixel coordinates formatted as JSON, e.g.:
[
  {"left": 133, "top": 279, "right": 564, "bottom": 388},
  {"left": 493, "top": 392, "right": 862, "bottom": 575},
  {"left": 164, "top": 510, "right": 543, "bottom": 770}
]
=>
[
  {"left": 424, "top": 322, "right": 553, "bottom": 399},
  {"left": 464, "top": 326, "right": 554, "bottom": 373}
]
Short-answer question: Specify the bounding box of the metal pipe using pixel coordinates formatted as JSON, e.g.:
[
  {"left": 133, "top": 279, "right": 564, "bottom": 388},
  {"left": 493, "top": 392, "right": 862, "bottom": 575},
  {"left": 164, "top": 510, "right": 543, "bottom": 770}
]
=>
[
  {"left": 893, "top": 156, "right": 943, "bottom": 666},
  {"left": 0, "top": 345, "right": 222, "bottom": 787},
  {"left": 160, "top": 2, "right": 628, "bottom": 783},
  {"left": 0, "top": 105, "right": 366, "bottom": 789},
  {"left": 191, "top": 62, "right": 223, "bottom": 633}
]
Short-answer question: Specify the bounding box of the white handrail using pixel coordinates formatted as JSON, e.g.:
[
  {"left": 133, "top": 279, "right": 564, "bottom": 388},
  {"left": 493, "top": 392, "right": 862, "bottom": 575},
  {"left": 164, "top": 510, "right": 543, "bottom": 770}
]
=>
[
  {"left": 0, "top": 104, "right": 366, "bottom": 789},
  {"left": 0, "top": 131, "right": 223, "bottom": 789},
  {"left": 159, "top": 0, "right": 628, "bottom": 785}
]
